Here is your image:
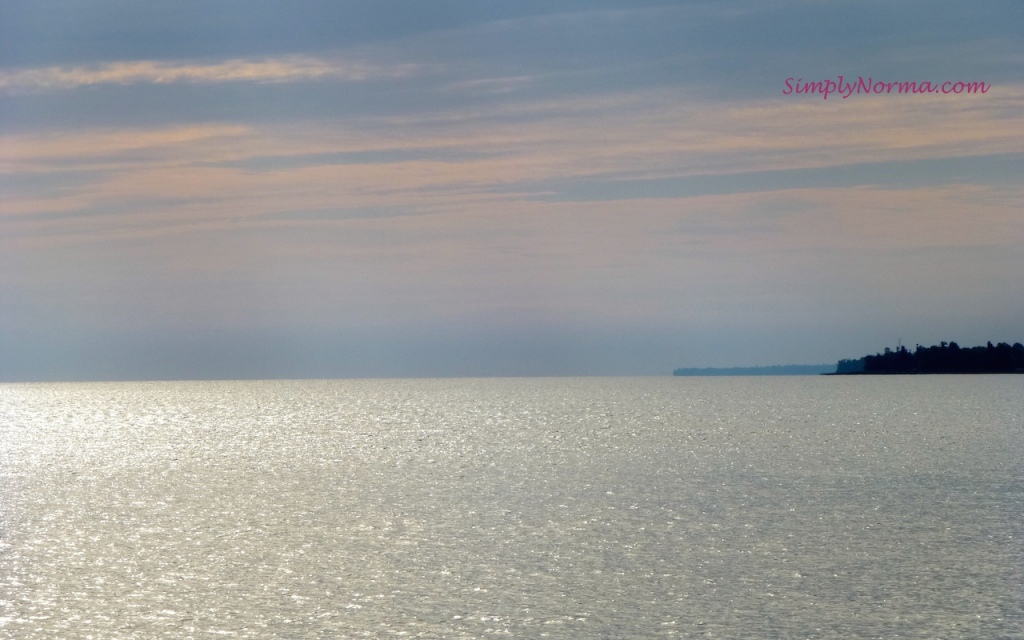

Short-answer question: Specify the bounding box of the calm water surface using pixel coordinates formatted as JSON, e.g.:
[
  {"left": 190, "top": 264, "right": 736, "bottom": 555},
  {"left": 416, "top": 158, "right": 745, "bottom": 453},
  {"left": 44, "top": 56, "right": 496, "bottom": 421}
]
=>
[{"left": 1, "top": 376, "right": 1022, "bottom": 638}]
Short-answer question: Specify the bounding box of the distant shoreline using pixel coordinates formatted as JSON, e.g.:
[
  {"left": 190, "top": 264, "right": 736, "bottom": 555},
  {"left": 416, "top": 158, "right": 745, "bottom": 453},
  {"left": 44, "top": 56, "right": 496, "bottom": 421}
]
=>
[
  {"left": 675, "top": 341, "right": 1024, "bottom": 376},
  {"left": 831, "top": 341, "right": 1024, "bottom": 375},
  {"left": 824, "top": 371, "right": 1024, "bottom": 375},
  {"left": 673, "top": 364, "right": 833, "bottom": 376}
]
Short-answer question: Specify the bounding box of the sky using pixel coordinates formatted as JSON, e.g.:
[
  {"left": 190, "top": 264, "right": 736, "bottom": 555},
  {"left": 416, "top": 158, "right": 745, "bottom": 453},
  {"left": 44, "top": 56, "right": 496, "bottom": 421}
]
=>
[{"left": 1, "top": 0, "right": 1022, "bottom": 380}]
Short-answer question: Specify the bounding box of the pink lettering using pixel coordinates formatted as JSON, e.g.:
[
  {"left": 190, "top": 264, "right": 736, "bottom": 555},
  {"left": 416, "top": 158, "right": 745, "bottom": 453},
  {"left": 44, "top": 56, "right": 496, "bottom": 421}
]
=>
[{"left": 783, "top": 76, "right": 991, "bottom": 99}]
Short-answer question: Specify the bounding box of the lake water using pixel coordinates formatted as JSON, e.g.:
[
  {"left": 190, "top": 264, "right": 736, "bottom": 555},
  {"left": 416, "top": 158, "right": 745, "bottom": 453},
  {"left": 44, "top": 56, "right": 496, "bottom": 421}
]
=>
[{"left": 1, "top": 376, "right": 1022, "bottom": 638}]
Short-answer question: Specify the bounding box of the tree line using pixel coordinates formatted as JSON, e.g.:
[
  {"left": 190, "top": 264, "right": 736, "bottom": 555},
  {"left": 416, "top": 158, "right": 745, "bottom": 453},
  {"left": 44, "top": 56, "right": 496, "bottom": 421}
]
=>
[{"left": 836, "top": 341, "right": 1024, "bottom": 374}]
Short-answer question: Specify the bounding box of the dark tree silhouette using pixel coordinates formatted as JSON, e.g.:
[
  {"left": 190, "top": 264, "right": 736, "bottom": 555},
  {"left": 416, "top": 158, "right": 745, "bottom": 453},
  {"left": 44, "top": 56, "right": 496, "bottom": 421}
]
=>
[{"left": 835, "top": 341, "right": 1024, "bottom": 374}]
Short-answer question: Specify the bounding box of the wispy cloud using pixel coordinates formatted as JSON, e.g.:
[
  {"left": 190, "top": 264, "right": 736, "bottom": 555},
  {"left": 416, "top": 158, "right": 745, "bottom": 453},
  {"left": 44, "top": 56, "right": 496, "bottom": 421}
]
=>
[
  {"left": 0, "top": 55, "right": 418, "bottom": 94},
  {"left": 444, "top": 75, "right": 536, "bottom": 95},
  {"left": 3, "top": 84, "right": 1022, "bottom": 253}
]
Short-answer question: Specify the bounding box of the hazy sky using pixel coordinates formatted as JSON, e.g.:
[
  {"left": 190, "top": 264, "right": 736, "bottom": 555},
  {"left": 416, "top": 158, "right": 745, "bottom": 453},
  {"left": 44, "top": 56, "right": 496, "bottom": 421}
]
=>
[{"left": 1, "top": 1, "right": 1022, "bottom": 380}]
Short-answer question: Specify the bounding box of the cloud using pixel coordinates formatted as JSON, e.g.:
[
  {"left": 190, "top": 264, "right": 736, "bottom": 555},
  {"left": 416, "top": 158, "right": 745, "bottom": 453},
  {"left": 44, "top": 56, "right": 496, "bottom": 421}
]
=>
[
  {"left": 444, "top": 75, "right": 536, "bottom": 95},
  {"left": 3, "top": 82, "right": 1021, "bottom": 258},
  {"left": 0, "top": 55, "right": 418, "bottom": 94}
]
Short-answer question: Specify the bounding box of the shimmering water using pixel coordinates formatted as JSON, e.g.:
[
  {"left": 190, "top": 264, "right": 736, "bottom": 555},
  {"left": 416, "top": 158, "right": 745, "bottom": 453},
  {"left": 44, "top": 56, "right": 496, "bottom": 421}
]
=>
[{"left": 1, "top": 376, "right": 1022, "bottom": 638}]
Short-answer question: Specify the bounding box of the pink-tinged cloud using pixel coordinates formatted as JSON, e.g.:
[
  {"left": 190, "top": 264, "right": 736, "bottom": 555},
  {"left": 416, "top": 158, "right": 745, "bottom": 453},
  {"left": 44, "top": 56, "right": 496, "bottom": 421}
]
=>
[
  {"left": 2, "top": 87, "right": 1022, "bottom": 263},
  {"left": 0, "top": 55, "right": 419, "bottom": 94}
]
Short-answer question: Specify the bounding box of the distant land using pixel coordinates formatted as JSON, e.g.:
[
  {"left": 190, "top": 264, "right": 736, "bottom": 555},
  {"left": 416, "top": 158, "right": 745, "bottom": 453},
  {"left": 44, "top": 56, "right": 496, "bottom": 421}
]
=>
[
  {"left": 673, "top": 364, "right": 834, "bottom": 376},
  {"left": 674, "top": 341, "right": 1024, "bottom": 376},
  {"left": 833, "top": 341, "right": 1024, "bottom": 375}
]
